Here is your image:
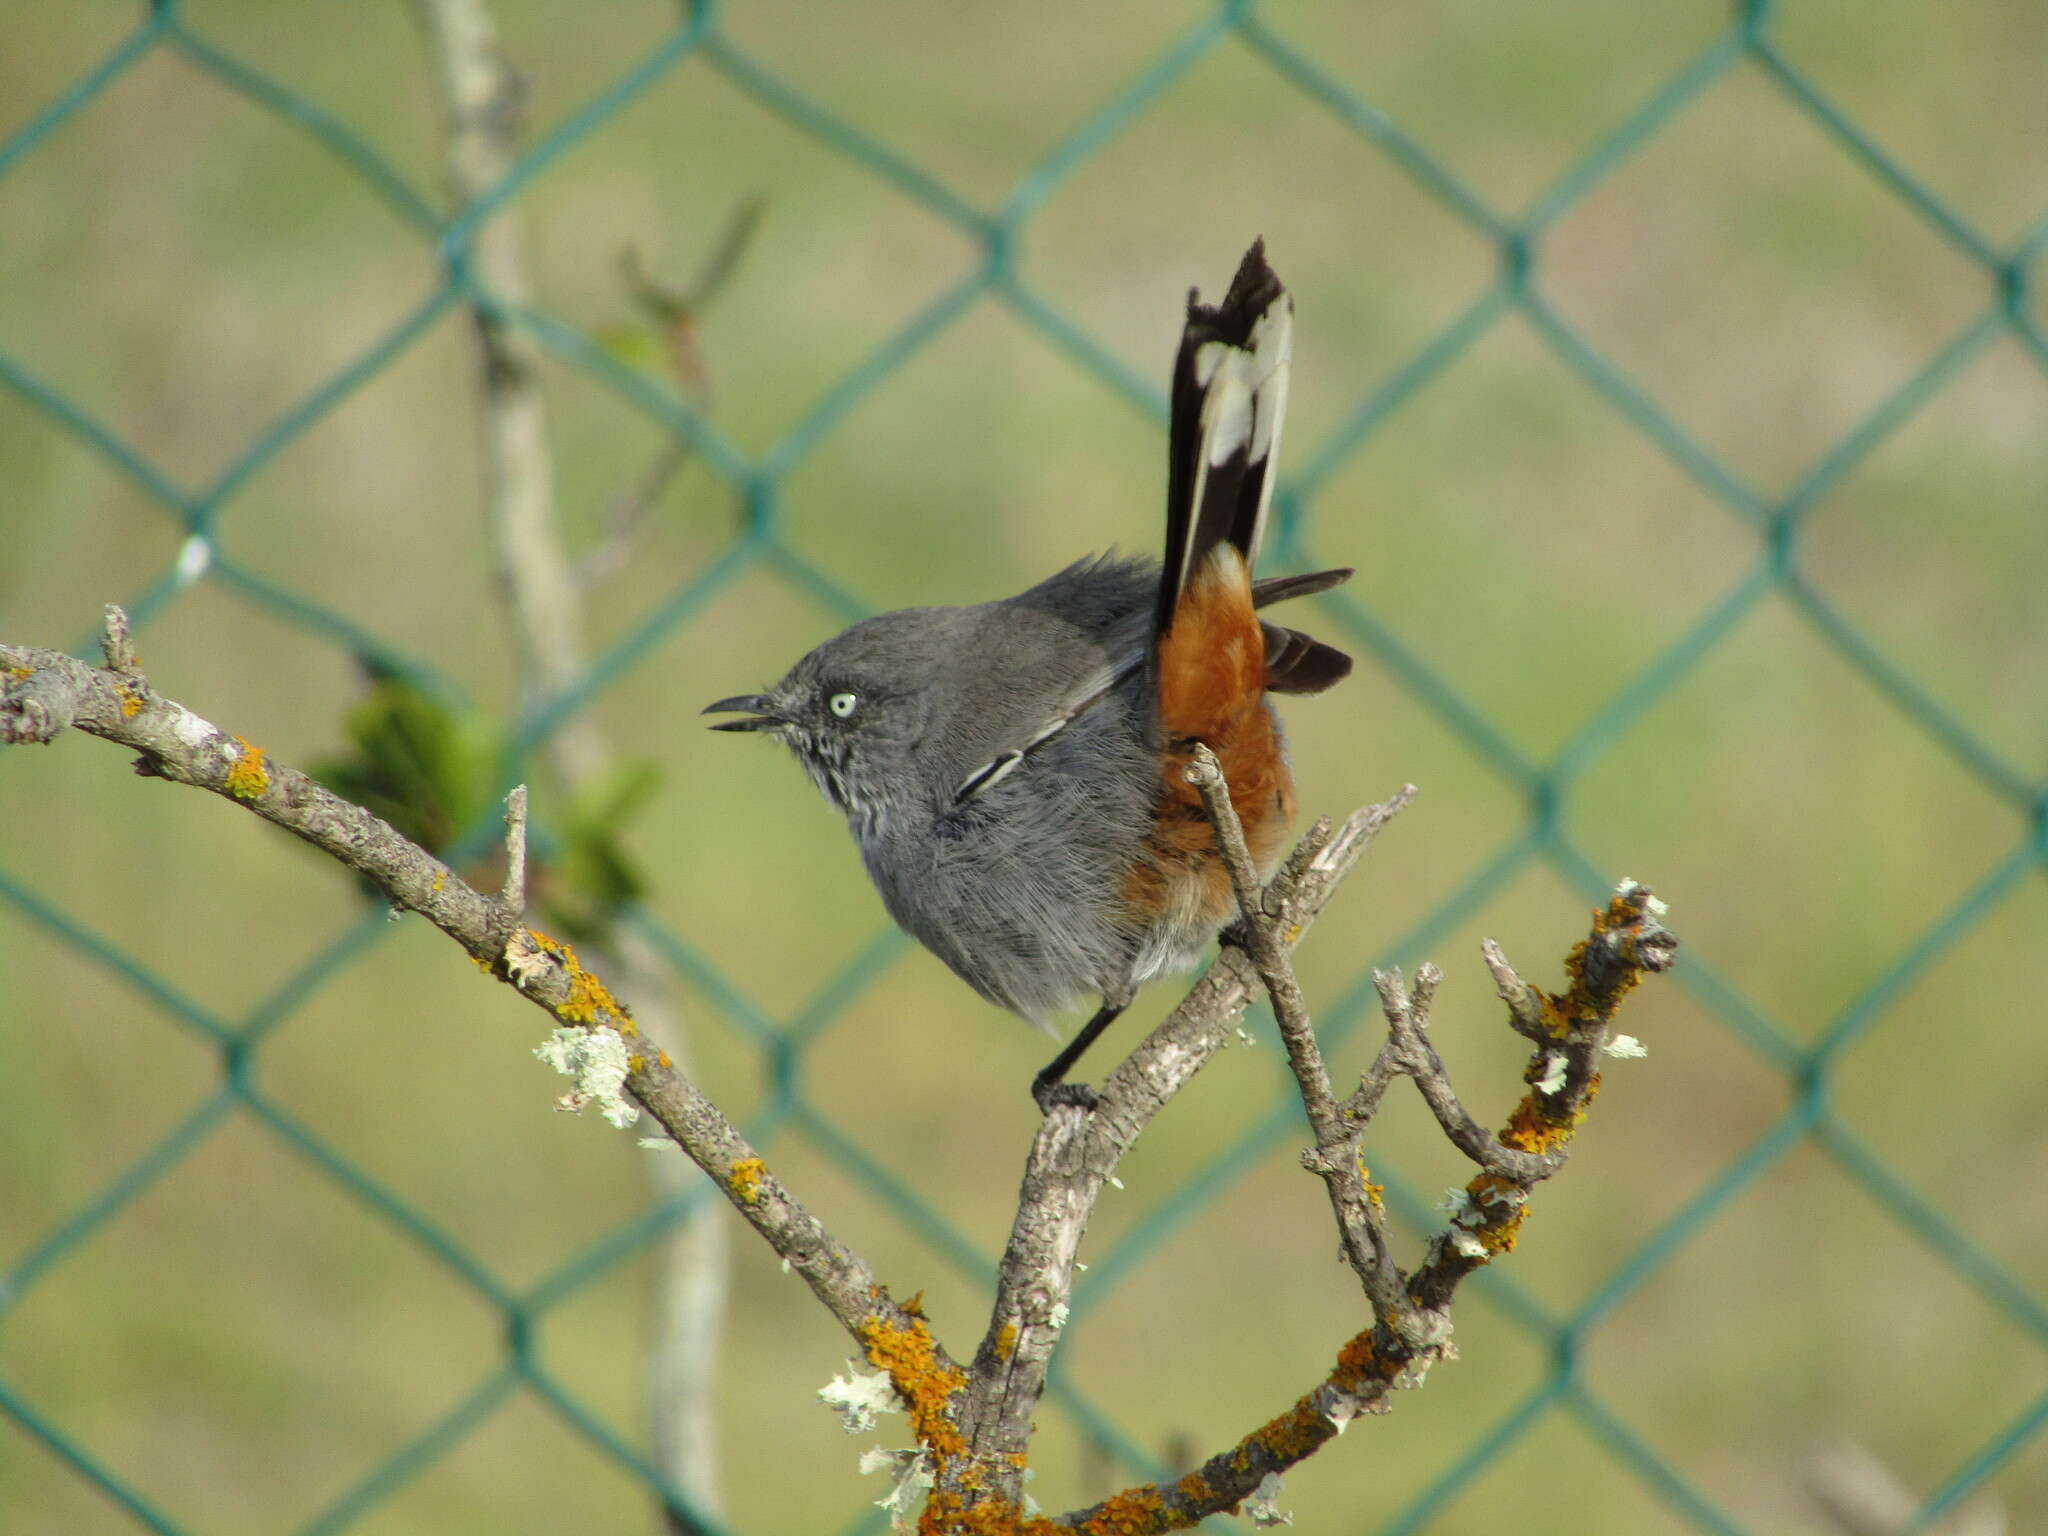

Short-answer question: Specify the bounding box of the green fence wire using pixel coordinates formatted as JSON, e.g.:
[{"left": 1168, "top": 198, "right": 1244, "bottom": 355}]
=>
[{"left": 3, "top": 1, "right": 2045, "bottom": 1532}]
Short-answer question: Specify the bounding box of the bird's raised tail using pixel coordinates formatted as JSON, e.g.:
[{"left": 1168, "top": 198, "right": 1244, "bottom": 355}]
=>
[{"left": 1157, "top": 240, "right": 1352, "bottom": 723}]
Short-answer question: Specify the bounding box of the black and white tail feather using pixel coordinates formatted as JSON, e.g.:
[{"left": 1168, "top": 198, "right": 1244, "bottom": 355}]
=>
[
  {"left": 1160, "top": 239, "right": 1352, "bottom": 695},
  {"left": 943, "top": 241, "right": 1352, "bottom": 813}
]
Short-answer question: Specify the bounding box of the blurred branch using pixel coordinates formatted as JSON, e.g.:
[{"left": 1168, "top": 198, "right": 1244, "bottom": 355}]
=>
[
  {"left": 411, "top": 0, "right": 732, "bottom": 1522},
  {"left": 3, "top": 617, "right": 1674, "bottom": 1534},
  {"left": 1805, "top": 1439, "right": 2006, "bottom": 1536},
  {"left": 579, "top": 202, "right": 765, "bottom": 591}
]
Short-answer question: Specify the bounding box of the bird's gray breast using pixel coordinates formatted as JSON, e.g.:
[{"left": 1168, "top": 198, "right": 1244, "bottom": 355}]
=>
[{"left": 854, "top": 582, "right": 1161, "bottom": 1020}]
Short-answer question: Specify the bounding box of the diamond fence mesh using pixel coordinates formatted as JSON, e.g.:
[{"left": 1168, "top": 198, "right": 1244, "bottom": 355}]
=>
[{"left": 2, "top": 1, "right": 2044, "bottom": 1532}]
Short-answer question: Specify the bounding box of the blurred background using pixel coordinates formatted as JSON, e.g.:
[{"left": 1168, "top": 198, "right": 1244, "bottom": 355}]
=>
[{"left": 2, "top": 2, "right": 2044, "bottom": 1532}]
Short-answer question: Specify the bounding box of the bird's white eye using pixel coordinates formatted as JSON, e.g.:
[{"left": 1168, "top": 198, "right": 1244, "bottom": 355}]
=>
[{"left": 828, "top": 691, "right": 859, "bottom": 719}]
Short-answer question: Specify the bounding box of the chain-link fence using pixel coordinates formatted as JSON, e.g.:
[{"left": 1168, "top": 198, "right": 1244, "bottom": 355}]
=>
[{"left": 3, "top": 2, "right": 2044, "bottom": 1532}]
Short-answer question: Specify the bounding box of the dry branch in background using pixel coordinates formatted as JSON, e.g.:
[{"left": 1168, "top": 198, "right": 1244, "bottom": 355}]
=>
[
  {"left": 410, "top": 0, "right": 738, "bottom": 1518},
  {"left": 2, "top": 616, "right": 1676, "bottom": 1533}
]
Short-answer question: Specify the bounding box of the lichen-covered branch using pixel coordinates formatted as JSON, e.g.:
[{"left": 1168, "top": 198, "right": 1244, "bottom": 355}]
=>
[
  {"left": 0, "top": 622, "right": 938, "bottom": 1388},
  {"left": 1043, "top": 798, "right": 1678, "bottom": 1534},
  {"left": 925, "top": 786, "right": 1415, "bottom": 1524}
]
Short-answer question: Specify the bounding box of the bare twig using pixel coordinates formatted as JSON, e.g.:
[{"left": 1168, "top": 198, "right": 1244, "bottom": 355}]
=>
[
  {"left": 500, "top": 783, "right": 528, "bottom": 916},
  {"left": 1366, "top": 966, "right": 1553, "bottom": 1181},
  {"left": 1185, "top": 746, "right": 1415, "bottom": 1328},
  {"left": 100, "top": 604, "right": 139, "bottom": 675},
  {"left": 1184, "top": 744, "right": 1344, "bottom": 1144},
  {"left": 1482, "top": 936, "right": 1551, "bottom": 1041},
  {"left": 578, "top": 201, "right": 764, "bottom": 590}
]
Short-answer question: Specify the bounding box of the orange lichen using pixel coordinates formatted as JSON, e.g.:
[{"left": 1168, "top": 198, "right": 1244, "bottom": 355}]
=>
[
  {"left": 3, "top": 665, "right": 31, "bottom": 682},
  {"left": 1241, "top": 1396, "right": 1332, "bottom": 1472},
  {"left": 1331, "top": 1327, "right": 1381, "bottom": 1392},
  {"left": 860, "top": 1312, "right": 968, "bottom": 1460},
  {"left": 914, "top": 1492, "right": 1058, "bottom": 1535},
  {"left": 727, "top": 1157, "right": 766, "bottom": 1204},
  {"left": 1479, "top": 1206, "right": 1528, "bottom": 1255},
  {"left": 656, "top": 1050, "right": 672, "bottom": 1070},
  {"left": 523, "top": 928, "right": 636, "bottom": 1034},
  {"left": 1500, "top": 1092, "right": 1577, "bottom": 1157},
  {"left": 1356, "top": 1155, "right": 1386, "bottom": 1210},
  {"left": 1550, "top": 891, "right": 1654, "bottom": 1030},
  {"left": 1073, "top": 1484, "right": 1168, "bottom": 1535},
  {"left": 993, "top": 1321, "right": 1018, "bottom": 1362},
  {"left": 223, "top": 737, "right": 270, "bottom": 800}
]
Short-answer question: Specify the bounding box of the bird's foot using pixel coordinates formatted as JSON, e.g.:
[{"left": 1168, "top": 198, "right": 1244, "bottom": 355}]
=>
[{"left": 1032, "top": 1076, "right": 1099, "bottom": 1115}]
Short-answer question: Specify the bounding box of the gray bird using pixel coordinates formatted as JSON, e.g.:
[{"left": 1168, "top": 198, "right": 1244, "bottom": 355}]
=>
[{"left": 707, "top": 242, "right": 1352, "bottom": 1107}]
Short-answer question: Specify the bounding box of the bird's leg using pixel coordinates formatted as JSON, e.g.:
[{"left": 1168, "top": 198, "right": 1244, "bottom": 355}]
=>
[{"left": 1031, "top": 1000, "right": 1127, "bottom": 1113}]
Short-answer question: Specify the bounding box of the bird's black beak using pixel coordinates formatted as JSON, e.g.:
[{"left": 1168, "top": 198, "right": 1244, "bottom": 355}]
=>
[{"left": 702, "top": 694, "right": 784, "bottom": 732}]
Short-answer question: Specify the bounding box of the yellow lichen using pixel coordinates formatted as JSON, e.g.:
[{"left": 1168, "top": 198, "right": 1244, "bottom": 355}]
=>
[
  {"left": 914, "top": 1492, "right": 1058, "bottom": 1535},
  {"left": 1074, "top": 1484, "right": 1168, "bottom": 1535},
  {"left": 431, "top": 867, "right": 447, "bottom": 894},
  {"left": 223, "top": 737, "right": 270, "bottom": 800},
  {"left": 1335, "top": 1328, "right": 1378, "bottom": 1379},
  {"left": 1502, "top": 1063, "right": 1602, "bottom": 1154},
  {"left": 3, "top": 665, "right": 31, "bottom": 682},
  {"left": 627, "top": 1053, "right": 647, "bottom": 1074},
  {"left": 524, "top": 928, "right": 636, "bottom": 1034},
  {"left": 859, "top": 1312, "right": 968, "bottom": 1460},
  {"left": 727, "top": 1156, "right": 766, "bottom": 1204},
  {"left": 113, "top": 681, "right": 144, "bottom": 719},
  {"left": 993, "top": 1321, "right": 1018, "bottom": 1361}
]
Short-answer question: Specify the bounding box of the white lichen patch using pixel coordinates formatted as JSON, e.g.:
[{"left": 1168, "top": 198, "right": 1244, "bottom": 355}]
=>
[
  {"left": 820, "top": 1361, "right": 901, "bottom": 1435},
  {"left": 1534, "top": 1051, "right": 1568, "bottom": 1095},
  {"left": 165, "top": 703, "right": 214, "bottom": 753},
  {"left": 1244, "top": 1471, "right": 1293, "bottom": 1527},
  {"left": 1616, "top": 877, "right": 1669, "bottom": 917},
  {"left": 534, "top": 1026, "right": 639, "bottom": 1129},
  {"left": 858, "top": 1447, "right": 933, "bottom": 1533},
  {"left": 504, "top": 929, "right": 555, "bottom": 989},
  {"left": 1603, "top": 1034, "right": 1648, "bottom": 1059},
  {"left": 1439, "top": 1186, "right": 1482, "bottom": 1227}
]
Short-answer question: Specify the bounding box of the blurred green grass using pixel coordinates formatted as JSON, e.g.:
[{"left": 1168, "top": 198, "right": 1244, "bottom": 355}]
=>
[{"left": 1, "top": 2, "right": 2044, "bottom": 1533}]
